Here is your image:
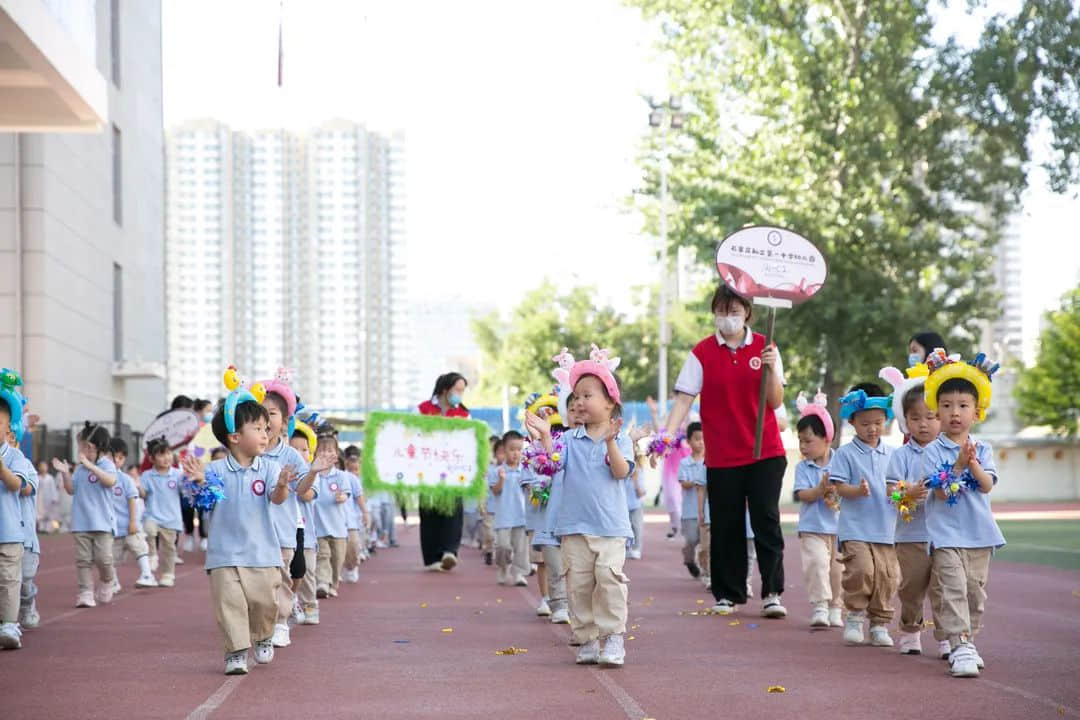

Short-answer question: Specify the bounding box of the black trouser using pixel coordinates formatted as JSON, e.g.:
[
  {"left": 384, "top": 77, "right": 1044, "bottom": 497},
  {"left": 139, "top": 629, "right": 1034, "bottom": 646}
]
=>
[
  {"left": 290, "top": 528, "right": 306, "bottom": 579},
  {"left": 181, "top": 497, "right": 208, "bottom": 539},
  {"left": 707, "top": 455, "right": 787, "bottom": 604},
  {"left": 418, "top": 500, "right": 464, "bottom": 566}
]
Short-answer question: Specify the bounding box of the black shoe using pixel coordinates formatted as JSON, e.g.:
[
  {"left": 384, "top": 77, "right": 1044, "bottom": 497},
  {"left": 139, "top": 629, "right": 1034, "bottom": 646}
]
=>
[
  {"left": 666, "top": 529, "right": 677, "bottom": 539},
  {"left": 685, "top": 562, "right": 701, "bottom": 578},
  {"left": 484, "top": 552, "right": 493, "bottom": 566}
]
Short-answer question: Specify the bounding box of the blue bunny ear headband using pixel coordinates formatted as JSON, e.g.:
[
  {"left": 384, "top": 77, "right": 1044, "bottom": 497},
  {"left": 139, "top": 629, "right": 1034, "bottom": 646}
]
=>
[
  {"left": 0, "top": 368, "right": 27, "bottom": 444},
  {"left": 839, "top": 389, "right": 894, "bottom": 421},
  {"left": 222, "top": 365, "right": 266, "bottom": 434}
]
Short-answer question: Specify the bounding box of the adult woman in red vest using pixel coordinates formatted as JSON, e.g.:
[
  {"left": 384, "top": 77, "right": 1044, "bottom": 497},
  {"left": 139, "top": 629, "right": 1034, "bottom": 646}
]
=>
[
  {"left": 416, "top": 372, "right": 470, "bottom": 572},
  {"left": 662, "top": 284, "right": 788, "bottom": 618}
]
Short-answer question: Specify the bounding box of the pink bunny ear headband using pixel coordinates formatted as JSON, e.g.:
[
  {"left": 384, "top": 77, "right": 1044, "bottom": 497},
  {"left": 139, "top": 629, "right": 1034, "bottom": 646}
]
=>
[
  {"left": 258, "top": 367, "right": 299, "bottom": 436},
  {"left": 795, "top": 390, "right": 834, "bottom": 443},
  {"left": 568, "top": 344, "right": 623, "bottom": 405}
]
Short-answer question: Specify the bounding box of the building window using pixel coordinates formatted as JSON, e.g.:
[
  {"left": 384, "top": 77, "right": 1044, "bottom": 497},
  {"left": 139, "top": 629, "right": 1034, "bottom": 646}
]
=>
[
  {"left": 110, "top": 0, "right": 120, "bottom": 87},
  {"left": 113, "top": 262, "right": 123, "bottom": 362},
  {"left": 112, "top": 125, "right": 122, "bottom": 225}
]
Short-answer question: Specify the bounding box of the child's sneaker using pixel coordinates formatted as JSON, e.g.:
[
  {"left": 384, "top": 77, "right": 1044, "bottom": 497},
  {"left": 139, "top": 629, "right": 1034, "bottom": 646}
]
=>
[
  {"left": 158, "top": 574, "right": 175, "bottom": 588},
  {"left": 710, "top": 599, "right": 735, "bottom": 615},
  {"left": 327, "top": 587, "right": 338, "bottom": 598},
  {"left": 75, "top": 590, "right": 96, "bottom": 608},
  {"left": 938, "top": 640, "right": 952, "bottom": 659},
  {"left": 254, "top": 639, "right": 274, "bottom": 664},
  {"left": 828, "top": 607, "right": 844, "bottom": 627},
  {"left": 271, "top": 623, "right": 291, "bottom": 648},
  {"left": 96, "top": 581, "right": 114, "bottom": 605},
  {"left": 135, "top": 572, "right": 158, "bottom": 588},
  {"left": 810, "top": 604, "right": 830, "bottom": 628},
  {"left": 513, "top": 575, "right": 528, "bottom": 587},
  {"left": 598, "top": 634, "right": 625, "bottom": 667},
  {"left": 575, "top": 639, "right": 600, "bottom": 664},
  {"left": 0, "top": 622, "right": 22, "bottom": 650},
  {"left": 869, "top": 625, "right": 894, "bottom": 647},
  {"left": 316, "top": 585, "right": 329, "bottom": 598},
  {"left": 224, "top": 651, "right": 248, "bottom": 675},
  {"left": 199, "top": 537, "right": 208, "bottom": 552},
  {"left": 550, "top": 607, "right": 570, "bottom": 624},
  {"left": 685, "top": 562, "right": 701, "bottom": 579},
  {"left": 301, "top": 607, "right": 320, "bottom": 625},
  {"left": 971, "top": 644, "right": 985, "bottom": 669},
  {"left": 424, "top": 561, "right": 444, "bottom": 572},
  {"left": 291, "top": 599, "right": 305, "bottom": 624},
  {"left": 536, "top": 597, "right": 552, "bottom": 616},
  {"left": 18, "top": 600, "right": 39, "bottom": 629},
  {"left": 175, "top": 554, "right": 185, "bottom": 565},
  {"left": 483, "top": 552, "right": 493, "bottom": 565},
  {"left": 843, "top": 611, "right": 866, "bottom": 645},
  {"left": 898, "top": 631, "right": 922, "bottom": 655},
  {"left": 496, "top": 567, "right": 509, "bottom": 585},
  {"left": 183, "top": 536, "right": 195, "bottom": 553},
  {"left": 948, "top": 643, "right": 980, "bottom": 678},
  {"left": 761, "top": 593, "right": 787, "bottom": 619},
  {"left": 626, "top": 549, "right": 642, "bottom": 560},
  {"left": 111, "top": 577, "right": 122, "bottom": 594}
]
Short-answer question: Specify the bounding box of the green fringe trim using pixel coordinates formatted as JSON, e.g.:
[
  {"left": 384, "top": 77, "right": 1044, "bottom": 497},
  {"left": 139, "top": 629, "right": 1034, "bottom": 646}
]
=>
[{"left": 362, "top": 411, "right": 491, "bottom": 515}]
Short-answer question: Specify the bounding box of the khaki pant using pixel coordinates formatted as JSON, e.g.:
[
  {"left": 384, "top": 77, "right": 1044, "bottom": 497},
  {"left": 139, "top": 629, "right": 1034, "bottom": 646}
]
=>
[
  {"left": 799, "top": 533, "right": 843, "bottom": 608},
  {"left": 930, "top": 546, "right": 992, "bottom": 648},
  {"left": 698, "top": 524, "right": 711, "bottom": 578},
  {"left": 480, "top": 507, "right": 495, "bottom": 554},
  {"left": 298, "top": 548, "right": 318, "bottom": 613},
  {"left": 495, "top": 526, "right": 529, "bottom": 581},
  {"left": 541, "top": 544, "right": 567, "bottom": 612},
  {"left": 276, "top": 547, "right": 295, "bottom": 625},
  {"left": 316, "top": 536, "right": 346, "bottom": 593},
  {"left": 112, "top": 533, "right": 150, "bottom": 565},
  {"left": 0, "top": 542, "right": 23, "bottom": 623},
  {"left": 144, "top": 519, "right": 178, "bottom": 582},
  {"left": 560, "top": 534, "right": 629, "bottom": 643},
  {"left": 209, "top": 566, "right": 280, "bottom": 653},
  {"left": 840, "top": 540, "right": 899, "bottom": 625},
  {"left": 344, "top": 529, "right": 363, "bottom": 571},
  {"left": 73, "top": 531, "right": 116, "bottom": 593},
  {"left": 896, "top": 541, "right": 945, "bottom": 638}
]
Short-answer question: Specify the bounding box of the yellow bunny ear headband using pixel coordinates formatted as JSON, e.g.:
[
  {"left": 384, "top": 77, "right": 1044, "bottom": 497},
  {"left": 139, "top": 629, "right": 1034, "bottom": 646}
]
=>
[
  {"left": 922, "top": 348, "right": 999, "bottom": 422},
  {"left": 222, "top": 365, "right": 266, "bottom": 433}
]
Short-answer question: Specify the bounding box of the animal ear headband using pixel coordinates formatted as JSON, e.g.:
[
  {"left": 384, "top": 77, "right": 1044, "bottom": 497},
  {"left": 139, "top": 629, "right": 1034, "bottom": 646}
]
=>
[
  {"left": 222, "top": 365, "right": 266, "bottom": 434},
  {"left": 922, "top": 348, "right": 998, "bottom": 422},
  {"left": 0, "top": 368, "right": 26, "bottom": 444},
  {"left": 795, "top": 389, "right": 834, "bottom": 443},
  {"left": 568, "top": 344, "right": 623, "bottom": 405}
]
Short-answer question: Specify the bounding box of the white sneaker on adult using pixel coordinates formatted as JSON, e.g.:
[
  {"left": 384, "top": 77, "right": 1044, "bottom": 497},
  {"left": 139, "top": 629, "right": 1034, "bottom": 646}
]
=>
[
  {"left": 898, "top": 631, "right": 922, "bottom": 655},
  {"left": 711, "top": 600, "right": 735, "bottom": 615},
  {"left": 828, "top": 607, "right": 844, "bottom": 627},
  {"left": 224, "top": 651, "right": 248, "bottom": 675},
  {"left": 810, "top": 604, "right": 830, "bottom": 628},
  {"left": 440, "top": 552, "right": 458, "bottom": 571},
  {"left": 183, "top": 536, "right": 195, "bottom": 553},
  {"left": 938, "top": 640, "right": 952, "bottom": 659},
  {"left": 271, "top": 623, "right": 291, "bottom": 648},
  {"left": 949, "top": 643, "right": 980, "bottom": 678},
  {"left": 496, "top": 567, "right": 508, "bottom": 585},
  {"left": 535, "top": 597, "right": 552, "bottom": 617},
  {"left": 599, "top": 634, "right": 626, "bottom": 667},
  {"left": 0, "top": 622, "right": 22, "bottom": 650},
  {"left": 626, "top": 549, "right": 642, "bottom": 560},
  {"left": 75, "top": 591, "right": 96, "bottom": 608},
  {"left": 425, "top": 562, "right": 444, "bottom": 573},
  {"left": 254, "top": 639, "right": 275, "bottom": 664},
  {"left": 844, "top": 612, "right": 866, "bottom": 645},
  {"left": 135, "top": 572, "right": 158, "bottom": 588},
  {"left": 550, "top": 608, "right": 570, "bottom": 624},
  {"left": 761, "top": 593, "right": 787, "bottom": 619},
  {"left": 869, "top": 625, "right": 894, "bottom": 647},
  {"left": 575, "top": 639, "right": 600, "bottom": 664}
]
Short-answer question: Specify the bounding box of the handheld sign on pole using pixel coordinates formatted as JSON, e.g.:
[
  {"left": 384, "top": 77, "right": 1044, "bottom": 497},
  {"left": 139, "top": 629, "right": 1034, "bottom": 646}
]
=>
[{"left": 715, "top": 225, "right": 828, "bottom": 458}]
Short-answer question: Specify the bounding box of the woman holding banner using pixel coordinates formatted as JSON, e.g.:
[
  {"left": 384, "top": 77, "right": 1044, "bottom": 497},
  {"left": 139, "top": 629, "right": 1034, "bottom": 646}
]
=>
[
  {"left": 416, "top": 373, "right": 470, "bottom": 572},
  {"left": 662, "top": 284, "right": 789, "bottom": 618}
]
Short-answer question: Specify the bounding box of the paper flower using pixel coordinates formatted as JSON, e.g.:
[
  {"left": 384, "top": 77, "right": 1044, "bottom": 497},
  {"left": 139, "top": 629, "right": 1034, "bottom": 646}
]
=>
[
  {"left": 494, "top": 647, "right": 528, "bottom": 655},
  {"left": 889, "top": 481, "right": 918, "bottom": 522},
  {"left": 523, "top": 432, "right": 565, "bottom": 479},
  {"left": 648, "top": 430, "right": 684, "bottom": 457},
  {"left": 182, "top": 467, "right": 226, "bottom": 511},
  {"left": 925, "top": 462, "right": 978, "bottom": 506}
]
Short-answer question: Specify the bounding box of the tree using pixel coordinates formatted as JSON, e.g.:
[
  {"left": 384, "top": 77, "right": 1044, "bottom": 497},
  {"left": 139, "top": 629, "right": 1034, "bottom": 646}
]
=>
[
  {"left": 628, "top": 0, "right": 1080, "bottom": 420},
  {"left": 1016, "top": 287, "right": 1080, "bottom": 437}
]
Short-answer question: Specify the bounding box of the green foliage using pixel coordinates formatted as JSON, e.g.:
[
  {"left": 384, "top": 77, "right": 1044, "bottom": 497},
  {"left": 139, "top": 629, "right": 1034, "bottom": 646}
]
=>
[{"left": 1016, "top": 287, "right": 1080, "bottom": 437}]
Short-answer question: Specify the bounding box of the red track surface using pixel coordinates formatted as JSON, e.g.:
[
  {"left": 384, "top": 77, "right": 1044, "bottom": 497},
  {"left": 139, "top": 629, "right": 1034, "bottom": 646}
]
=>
[{"left": 2, "top": 517, "right": 1079, "bottom": 719}]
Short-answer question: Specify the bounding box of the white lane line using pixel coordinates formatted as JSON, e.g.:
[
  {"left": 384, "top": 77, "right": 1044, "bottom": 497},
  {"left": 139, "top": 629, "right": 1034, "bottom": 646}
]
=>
[
  {"left": 38, "top": 566, "right": 201, "bottom": 627},
  {"left": 185, "top": 678, "right": 243, "bottom": 720}
]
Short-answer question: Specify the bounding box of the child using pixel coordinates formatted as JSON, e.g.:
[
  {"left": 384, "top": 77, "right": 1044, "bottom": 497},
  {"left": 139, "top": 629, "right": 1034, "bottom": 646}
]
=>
[
  {"left": 921, "top": 351, "right": 1005, "bottom": 678},
  {"left": 481, "top": 438, "right": 504, "bottom": 566},
  {"left": 523, "top": 390, "right": 570, "bottom": 615},
  {"left": 53, "top": 423, "right": 119, "bottom": 608},
  {"left": 828, "top": 383, "right": 898, "bottom": 647},
  {"left": 288, "top": 428, "right": 321, "bottom": 625},
  {"left": 140, "top": 437, "right": 185, "bottom": 587},
  {"left": 793, "top": 392, "right": 843, "bottom": 628},
  {"left": 108, "top": 438, "right": 156, "bottom": 590},
  {"left": 1, "top": 375, "right": 33, "bottom": 647},
  {"left": 490, "top": 430, "right": 529, "bottom": 586},
  {"left": 342, "top": 461, "right": 369, "bottom": 583},
  {"left": 529, "top": 344, "right": 634, "bottom": 667},
  {"left": 311, "top": 423, "right": 349, "bottom": 599},
  {"left": 695, "top": 469, "right": 712, "bottom": 592},
  {"left": 879, "top": 366, "right": 945, "bottom": 658},
  {"left": 181, "top": 378, "right": 308, "bottom": 675},
  {"left": 625, "top": 434, "right": 647, "bottom": 561},
  {"left": 677, "top": 423, "right": 706, "bottom": 579}
]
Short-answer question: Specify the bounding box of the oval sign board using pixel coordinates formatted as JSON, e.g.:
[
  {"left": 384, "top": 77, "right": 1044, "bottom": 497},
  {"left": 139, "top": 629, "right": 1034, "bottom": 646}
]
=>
[
  {"left": 143, "top": 409, "right": 200, "bottom": 450},
  {"left": 715, "top": 225, "right": 827, "bottom": 305}
]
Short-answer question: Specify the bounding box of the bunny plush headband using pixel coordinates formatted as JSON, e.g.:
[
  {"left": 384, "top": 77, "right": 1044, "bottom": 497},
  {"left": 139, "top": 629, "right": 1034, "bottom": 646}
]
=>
[
  {"left": 222, "top": 365, "right": 266, "bottom": 434},
  {"left": 796, "top": 390, "right": 834, "bottom": 443},
  {"left": 922, "top": 348, "right": 998, "bottom": 422},
  {"left": 0, "top": 368, "right": 27, "bottom": 443},
  {"left": 258, "top": 367, "right": 305, "bottom": 437},
  {"left": 878, "top": 363, "right": 930, "bottom": 435},
  {"left": 567, "top": 344, "right": 622, "bottom": 405}
]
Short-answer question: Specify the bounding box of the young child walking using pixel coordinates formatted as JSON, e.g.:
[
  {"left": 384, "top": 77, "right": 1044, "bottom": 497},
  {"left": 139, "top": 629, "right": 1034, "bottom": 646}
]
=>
[
  {"left": 1, "top": 374, "right": 33, "bottom": 647},
  {"left": 141, "top": 437, "right": 185, "bottom": 587},
  {"left": 490, "top": 430, "right": 529, "bottom": 586},
  {"left": 793, "top": 392, "right": 843, "bottom": 628},
  {"left": 828, "top": 383, "right": 899, "bottom": 647},
  {"left": 108, "top": 438, "right": 156, "bottom": 590},
  {"left": 311, "top": 423, "right": 349, "bottom": 599},
  {"left": 530, "top": 344, "right": 634, "bottom": 667},
  {"left": 677, "top": 423, "right": 706, "bottom": 579}
]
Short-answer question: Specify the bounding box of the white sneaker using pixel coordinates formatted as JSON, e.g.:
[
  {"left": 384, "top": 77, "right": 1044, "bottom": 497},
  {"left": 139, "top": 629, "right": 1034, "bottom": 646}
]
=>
[
  {"left": 175, "top": 555, "right": 185, "bottom": 565},
  {"left": 440, "top": 552, "right": 458, "bottom": 571},
  {"left": 199, "top": 537, "right": 208, "bottom": 552},
  {"left": 346, "top": 568, "right": 360, "bottom": 583},
  {"left": 111, "top": 577, "right": 122, "bottom": 594},
  {"left": 844, "top": 612, "right": 866, "bottom": 645},
  {"left": 376, "top": 540, "right": 389, "bottom": 549},
  {"left": 135, "top": 572, "right": 158, "bottom": 588},
  {"left": 828, "top": 607, "right": 844, "bottom": 627},
  {"left": 626, "top": 549, "right": 642, "bottom": 560},
  {"left": 158, "top": 575, "right": 175, "bottom": 588},
  {"left": 291, "top": 600, "right": 305, "bottom": 624},
  {"left": 254, "top": 639, "right": 274, "bottom": 664},
  {"left": 18, "top": 601, "right": 40, "bottom": 630},
  {"left": 550, "top": 608, "right": 570, "bottom": 624},
  {"left": 95, "top": 582, "right": 114, "bottom": 605},
  {"left": 949, "top": 643, "right": 980, "bottom": 678},
  {"left": 971, "top": 644, "right": 985, "bottom": 669},
  {"left": 300, "top": 608, "right": 319, "bottom": 625},
  {"left": 513, "top": 575, "right": 528, "bottom": 587},
  {"left": 575, "top": 639, "right": 600, "bottom": 664},
  {"left": 536, "top": 598, "right": 552, "bottom": 617},
  {"left": 496, "top": 567, "right": 509, "bottom": 585},
  {"left": 149, "top": 555, "right": 159, "bottom": 572},
  {"left": 938, "top": 640, "right": 952, "bottom": 659},
  {"left": 424, "top": 562, "right": 444, "bottom": 573},
  {"left": 810, "top": 604, "right": 830, "bottom": 628},
  {"left": 328, "top": 587, "right": 338, "bottom": 598},
  {"left": 761, "top": 593, "right": 787, "bottom": 619},
  {"left": 899, "top": 631, "right": 922, "bottom": 655},
  {"left": 870, "top": 625, "right": 894, "bottom": 647},
  {"left": 183, "top": 536, "right": 195, "bottom": 553},
  {"left": 711, "top": 600, "right": 735, "bottom": 615},
  {"left": 224, "top": 651, "right": 248, "bottom": 675},
  {"left": 75, "top": 591, "right": 96, "bottom": 608},
  {"left": 0, "top": 622, "right": 22, "bottom": 650},
  {"left": 598, "top": 634, "right": 626, "bottom": 667}
]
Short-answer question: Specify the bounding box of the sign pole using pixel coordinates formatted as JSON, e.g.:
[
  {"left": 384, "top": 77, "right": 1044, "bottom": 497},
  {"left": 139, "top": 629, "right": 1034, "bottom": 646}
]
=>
[{"left": 752, "top": 298, "right": 788, "bottom": 459}]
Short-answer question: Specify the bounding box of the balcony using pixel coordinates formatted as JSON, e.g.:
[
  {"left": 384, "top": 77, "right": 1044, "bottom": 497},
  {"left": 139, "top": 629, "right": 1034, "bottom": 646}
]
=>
[{"left": 0, "top": 0, "right": 107, "bottom": 131}]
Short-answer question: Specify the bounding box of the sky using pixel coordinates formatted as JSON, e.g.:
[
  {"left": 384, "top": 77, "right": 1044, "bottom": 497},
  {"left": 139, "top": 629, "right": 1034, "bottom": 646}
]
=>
[{"left": 162, "top": 0, "right": 1080, "bottom": 364}]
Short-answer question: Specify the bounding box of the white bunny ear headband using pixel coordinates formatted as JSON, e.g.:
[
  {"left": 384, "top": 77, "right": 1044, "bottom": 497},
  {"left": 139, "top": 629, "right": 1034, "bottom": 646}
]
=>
[{"left": 878, "top": 364, "right": 929, "bottom": 435}]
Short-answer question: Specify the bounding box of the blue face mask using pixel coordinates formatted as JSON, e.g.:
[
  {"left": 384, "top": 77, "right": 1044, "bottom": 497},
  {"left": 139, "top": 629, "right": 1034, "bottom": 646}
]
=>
[
  {"left": 448, "top": 393, "right": 462, "bottom": 408},
  {"left": 907, "top": 352, "right": 923, "bottom": 368},
  {"left": 203, "top": 413, "right": 214, "bottom": 424}
]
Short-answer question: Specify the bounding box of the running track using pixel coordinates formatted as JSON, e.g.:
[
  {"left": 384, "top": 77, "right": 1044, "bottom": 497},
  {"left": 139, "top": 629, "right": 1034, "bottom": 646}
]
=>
[{"left": 2, "top": 517, "right": 1078, "bottom": 719}]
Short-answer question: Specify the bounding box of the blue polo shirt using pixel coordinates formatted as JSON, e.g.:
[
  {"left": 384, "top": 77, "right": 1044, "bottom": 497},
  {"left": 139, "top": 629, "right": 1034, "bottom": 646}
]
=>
[
  {"left": 262, "top": 440, "right": 311, "bottom": 549},
  {"left": 141, "top": 467, "right": 185, "bottom": 532},
  {"left": 490, "top": 465, "right": 528, "bottom": 530},
  {"left": 204, "top": 454, "right": 284, "bottom": 570},
  {"left": 793, "top": 456, "right": 839, "bottom": 536},
  {"left": 111, "top": 471, "right": 141, "bottom": 538},
  {"left": 553, "top": 427, "right": 635, "bottom": 540},
  {"left": 0, "top": 443, "right": 33, "bottom": 546},
  {"left": 312, "top": 469, "right": 349, "bottom": 539},
  {"left": 71, "top": 456, "right": 118, "bottom": 534},
  {"left": 922, "top": 435, "right": 1005, "bottom": 552},
  {"left": 677, "top": 456, "right": 705, "bottom": 521},
  {"left": 886, "top": 441, "right": 931, "bottom": 543},
  {"left": 827, "top": 437, "right": 897, "bottom": 545}
]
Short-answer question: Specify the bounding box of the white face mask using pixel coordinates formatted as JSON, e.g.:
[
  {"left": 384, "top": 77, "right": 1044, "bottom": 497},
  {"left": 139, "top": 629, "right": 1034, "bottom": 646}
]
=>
[{"left": 715, "top": 314, "right": 745, "bottom": 337}]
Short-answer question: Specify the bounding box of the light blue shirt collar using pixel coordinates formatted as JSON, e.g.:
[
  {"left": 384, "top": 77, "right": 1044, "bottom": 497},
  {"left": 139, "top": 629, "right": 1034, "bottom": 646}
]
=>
[
  {"left": 225, "top": 453, "right": 262, "bottom": 473},
  {"left": 851, "top": 437, "right": 887, "bottom": 456}
]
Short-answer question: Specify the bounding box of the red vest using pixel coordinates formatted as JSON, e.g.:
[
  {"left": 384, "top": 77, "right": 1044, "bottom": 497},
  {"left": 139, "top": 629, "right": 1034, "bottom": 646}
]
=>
[
  {"left": 692, "top": 332, "right": 785, "bottom": 468},
  {"left": 418, "top": 400, "right": 469, "bottom": 418}
]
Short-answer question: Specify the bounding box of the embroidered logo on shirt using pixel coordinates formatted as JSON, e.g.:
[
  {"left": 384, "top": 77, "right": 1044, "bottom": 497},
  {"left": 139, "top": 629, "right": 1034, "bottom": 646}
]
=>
[
  {"left": 749, "top": 357, "right": 763, "bottom": 370},
  {"left": 252, "top": 479, "right": 267, "bottom": 496},
  {"left": 89, "top": 476, "right": 98, "bottom": 484},
  {"left": 329, "top": 482, "right": 340, "bottom": 492}
]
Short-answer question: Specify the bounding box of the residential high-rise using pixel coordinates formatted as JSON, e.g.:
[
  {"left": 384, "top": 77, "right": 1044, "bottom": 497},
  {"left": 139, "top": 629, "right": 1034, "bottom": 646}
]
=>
[{"left": 981, "top": 225, "right": 1023, "bottom": 434}]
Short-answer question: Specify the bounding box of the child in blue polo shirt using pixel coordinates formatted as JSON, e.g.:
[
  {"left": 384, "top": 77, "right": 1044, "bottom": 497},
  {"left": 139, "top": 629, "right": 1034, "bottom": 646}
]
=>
[
  {"left": 490, "top": 430, "right": 530, "bottom": 586},
  {"left": 108, "top": 438, "right": 156, "bottom": 591},
  {"left": 1, "top": 384, "right": 33, "bottom": 648},
  {"left": 311, "top": 423, "right": 350, "bottom": 599},
  {"left": 828, "top": 382, "right": 898, "bottom": 648},
  {"left": 141, "top": 437, "right": 185, "bottom": 587},
  {"left": 920, "top": 351, "right": 1005, "bottom": 678},
  {"left": 181, "top": 382, "right": 310, "bottom": 676},
  {"left": 677, "top": 423, "right": 706, "bottom": 579}
]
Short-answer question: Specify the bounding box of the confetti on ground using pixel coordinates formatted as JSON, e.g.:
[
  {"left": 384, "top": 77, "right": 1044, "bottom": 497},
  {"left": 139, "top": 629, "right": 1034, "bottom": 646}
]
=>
[
  {"left": 924, "top": 620, "right": 935, "bottom": 626},
  {"left": 747, "top": 623, "right": 759, "bottom": 629},
  {"left": 496, "top": 598, "right": 504, "bottom": 604},
  {"left": 441, "top": 627, "right": 453, "bottom": 633},
  {"left": 767, "top": 686, "right": 786, "bottom": 694},
  {"left": 729, "top": 620, "right": 740, "bottom": 626},
  {"left": 627, "top": 636, "right": 636, "bottom": 641},
  {"left": 696, "top": 599, "right": 705, "bottom": 605},
  {"left": 1072, "top": 590, "right": 1080, "bottom": 598},
  {"left": 419, "top": 602, "right": 428, "bottom": 608},
  {"left": 494, "top": 647, "right": 528, "bottom": 655},
  {"left": 474, "top": 610, "right": 485, "bottom": 615},
  {"left": 582, "top": 689, "right": 597, "bottom": 695},
  {"left": 455, "top": 596, "right": 462, "bottom": 601},
  {"left": 631, "top": 624, "right": 640, "bottom": 630}
]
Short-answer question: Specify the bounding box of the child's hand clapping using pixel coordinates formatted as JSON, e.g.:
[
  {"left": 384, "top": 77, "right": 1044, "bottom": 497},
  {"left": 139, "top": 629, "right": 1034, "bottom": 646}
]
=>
[
  {"left": 858, "top": 478, "right": 871, "bottom": 497},
  {"left": 310, "top": 453, "right": 335, "bottom": 475},
  {"left": 524, "top": 411, "right": 551, "bottom": 438},
  {"left": 276, "top": 464, "right": 297, "bottom": 491},
  {"left": 603, "top": 417, "right": 623, "bottom": 443},
  {"left": 907, "top": 481, "right": 929, "bottom": 502},
  {"left": 51, "top": 458, "right": 71, "bottom": 475}
]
